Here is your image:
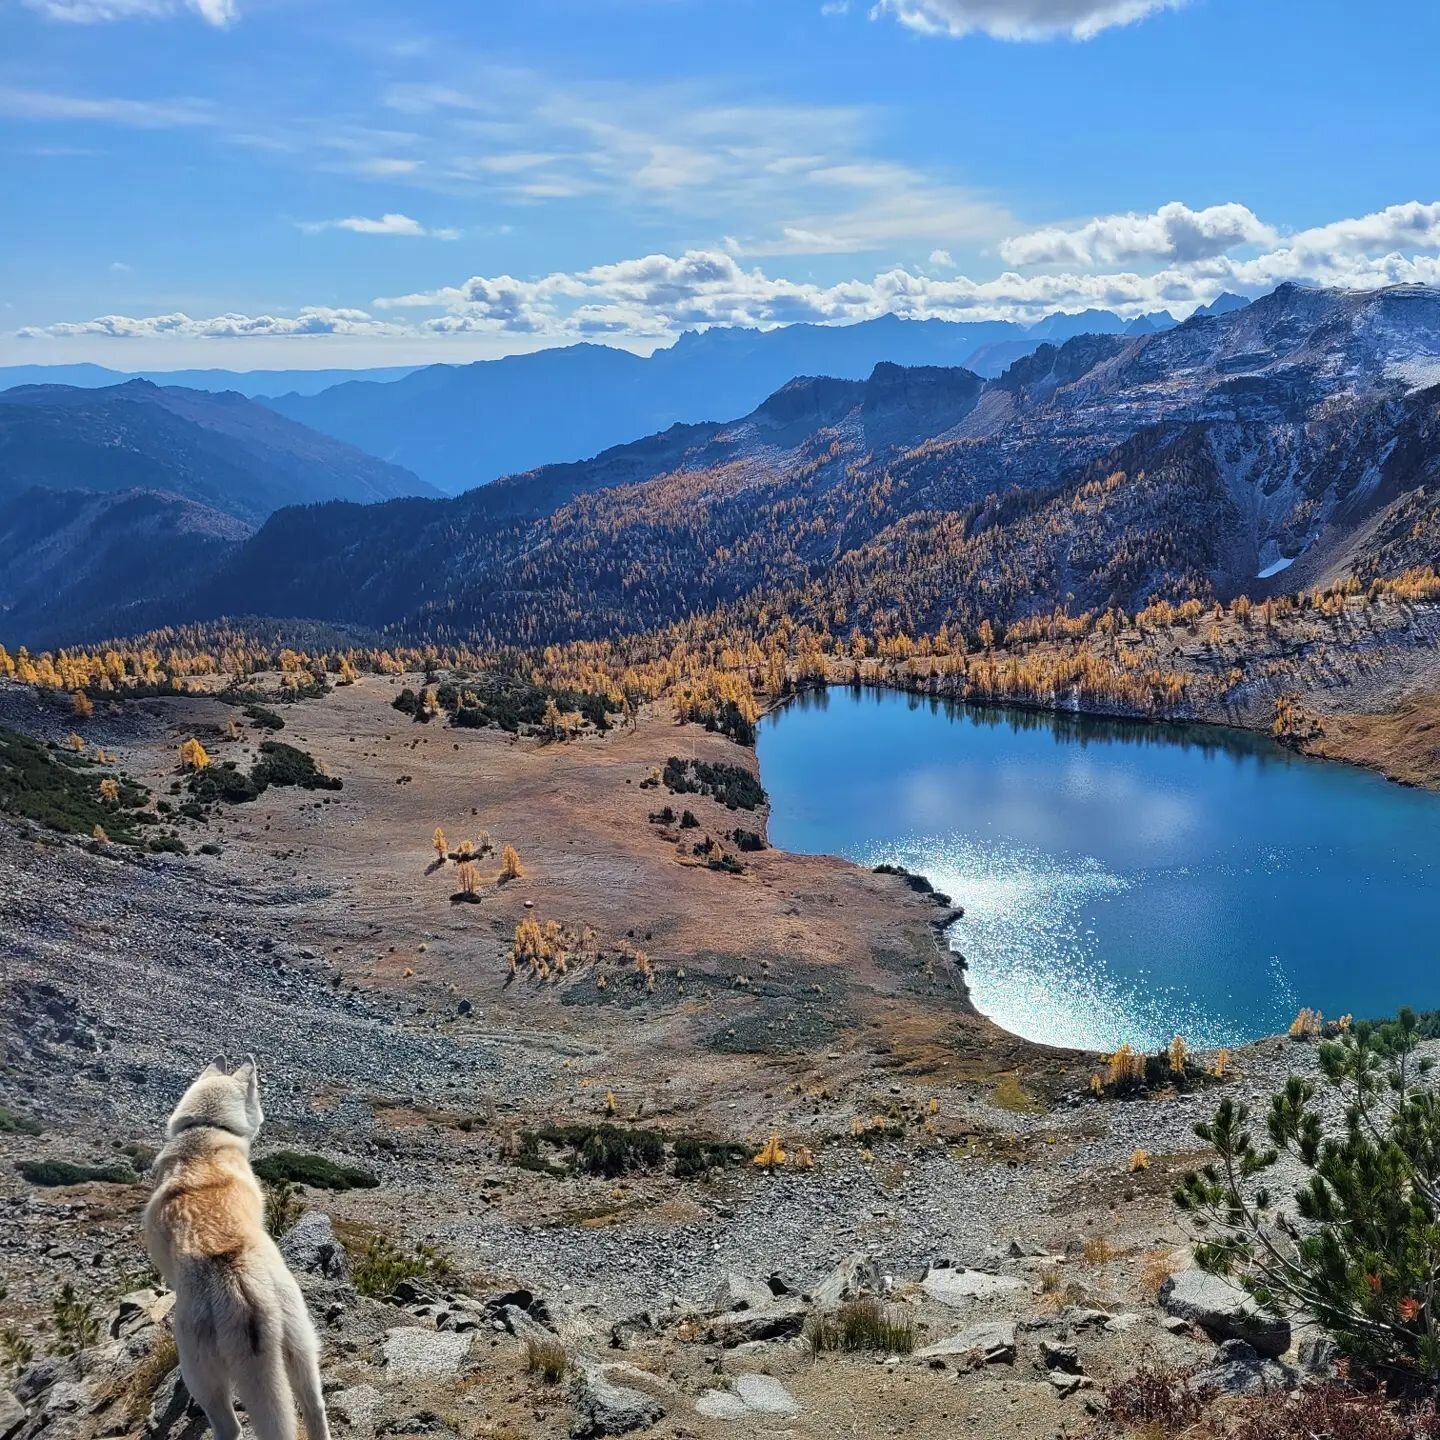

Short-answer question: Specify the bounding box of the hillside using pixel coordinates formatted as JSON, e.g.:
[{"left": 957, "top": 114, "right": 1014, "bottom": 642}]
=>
[
  {"left": 0, "top": 379, "right": 435, "bottom": 524},
  {"left": 262, "top": 309, "right": 1174, "bottom": 493},
  {"left": 163, "top": 285, "right": 1440, "bottom": 652}
]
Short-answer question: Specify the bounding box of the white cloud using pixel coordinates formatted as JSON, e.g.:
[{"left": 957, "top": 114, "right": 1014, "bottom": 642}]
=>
[
  {"left": 355, "top": 157, "right": 422, "bottom": 177},
  {"left": 1001, "top": 201, "right": 1276, "bottom": 266},
  {"left": 18, "top": 308, "right": 405, "bottom": 340},
  {"left": 22, "top": 0, "right": 235, "bottom": 25},
  {"left": 300, "top": 213, "right": 460, "bottom": 240},
  {"left": 22, "top": 199, "right": 1440, "bottom": 354},
  {"left": 0, "top": 85, "right": 214, "bottom": 128},
  {"left": 929, "top": 248, "right": 954, "bottom": 267},
  {"left": 870, "top": 0, "right": 1186, "bottom": 40}
]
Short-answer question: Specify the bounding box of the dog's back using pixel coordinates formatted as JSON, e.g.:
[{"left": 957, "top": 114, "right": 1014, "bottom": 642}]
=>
[{"left": 145, "top": 1058, "right": 328, "bottom": 1440}]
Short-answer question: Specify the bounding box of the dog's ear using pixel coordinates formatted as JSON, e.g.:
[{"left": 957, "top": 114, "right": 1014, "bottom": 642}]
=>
[
  {"left": 234, "top": 1054, "right": 259, "bottom": 1099},
  {"left": 205, "top": 1055, "right": 230, "bottom": 1075}
]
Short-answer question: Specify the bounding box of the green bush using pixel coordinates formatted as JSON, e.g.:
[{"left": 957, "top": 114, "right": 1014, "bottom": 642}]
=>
[
  {"left": 243, "top": 704, "right": 285, "bottom": 731},
  {"left": 662, "top": 758, "right": 765, "bottom": 811},
  {"left": 251, "top": 742, "right": 342, "bottom": 791},
  {"left": 0, "top": 727, "right": 150, "bottom": 842},
  {"left": 807, "top": 1298, "right": 915, "bottom": 1355},
  {"left": 18, "top": 1159, "right": 136, "bottom": 1187},
  {"left": 251, "top": 1151, "right": 378, "bottom": 1190},
  {"left": 524, "top": 1123, "right": 665, "bottom": 1178},
  {"left": 351, "top": 1235, "right": 450, "bottom": 1298},
  {"left": 1177, "top": 1008, "right": 1440, "bottom": 1379},
  {"left": 0, "top": 1106, "right": 42, "bottom": 1136},
  {"left": 672, "top": 1136, "right": 748, "bottom": 1178}
]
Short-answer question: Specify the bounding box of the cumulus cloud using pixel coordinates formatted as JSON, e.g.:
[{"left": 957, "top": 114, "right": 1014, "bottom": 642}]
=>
[
  {"left": 21, "top": 199, "right": 1440, "bottom": 352},
  {"left": 18, "top": 307, "right": 404, "bottom": 340},
  {"left": 22, "top": 0, "right": 235, "bottom": 25},
  {"left": 1001, "top": 201, "right": 1276, "bottom": 267},
  {"left": 300, "top": 213, "right": 460, "bottom": 240},
  {"left": 870, "top": 0, "right": 1187, "bottom": 41}
]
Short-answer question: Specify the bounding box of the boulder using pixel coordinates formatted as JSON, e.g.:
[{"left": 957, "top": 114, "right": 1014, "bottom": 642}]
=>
[
  {"left": 1040, "top": 1340, "right": 1081, "bottom": 1374},
  {"left": 279, "top": 1214, "right": 351, "bottom": 1284},
  {"left": 706, "top": 1274, "right": 774, "bottom": 1315},
  {"left": 570, "top": 1365, "right": 664, "bottom": 1437},
  {"left": 920, "top": 1267, "right": 1025, "bottom": 1309},
  {"left": 381, "top": 1328, "right": 472, "bottom": 1379},
  {"left": 696, "top": 1374, "right": 800, "bottom": 1420},
  {"left": 0, "top": 1392, "right": 25, "bottom": 1440},
  {"left": 704, "top": 1299, "right": 808, "bottom": 1347},
  {"left": 1158, "top": 1270, "right": 1290, "bottom": 1358},
  {"left": 138, "top": 1371, "right": 207, "bottom": 1440},
  {"left": 810, "top": 1253, "right": 879, "bottom": 1309},
  {"left": 1048, "top": 1371, "right": 1094, "bottom": 1397},
  {"left": 111, "top": 1289, "right": 175, "bottom": 1340},
  {"left": 915, "top": 1322, "right": 1016, "bottom": 1367},
  {"left": 1191, "top": 1339, "right": 1300, "bottom": 1397}
]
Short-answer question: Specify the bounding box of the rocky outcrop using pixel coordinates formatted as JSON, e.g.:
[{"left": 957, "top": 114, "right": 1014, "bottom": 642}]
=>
[{"left": 1159, "top": 1269, "right": 1291, "bottom": 1357}]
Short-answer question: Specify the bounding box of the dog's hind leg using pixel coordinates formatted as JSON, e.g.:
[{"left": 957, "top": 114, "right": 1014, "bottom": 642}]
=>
[
  {"left": 231, "top": 1346, "right": 297, "bottom": 1440},
  {"left": 283, "top": 1332, "right": 330, "bottom": 1440},
  {"left": 178, "top": 1356, "right": 240, "bottom": 1440}
]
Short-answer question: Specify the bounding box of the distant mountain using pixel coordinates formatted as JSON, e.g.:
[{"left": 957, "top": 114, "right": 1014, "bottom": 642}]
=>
[
  {"left": 262, "top": 308, "right": 1180, "bottom": 494},
  {"left": 142, "top": 284, "right": 1440, "bottom": 652},
  {"left": 0, "top": 379, "right": 435, "bottom": 525},
  {"left": 0, "top": 362, "right": 420, "bottom": 398},
  {"left": 1192, "top": 292, "right": 1251, "bottom": 319},
  {"left": 0, "top": 487, "right": 246, "bottom": 647}
]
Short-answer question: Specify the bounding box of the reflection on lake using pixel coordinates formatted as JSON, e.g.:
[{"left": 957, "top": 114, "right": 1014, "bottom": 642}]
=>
[{"left": 758, "top": 686, "right": 1440, "bottom": 1050}]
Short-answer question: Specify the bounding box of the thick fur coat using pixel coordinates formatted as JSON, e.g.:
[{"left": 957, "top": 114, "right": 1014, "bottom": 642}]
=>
[{"left": 143, "top": 1057, "right": 329, "bottom": 1440}]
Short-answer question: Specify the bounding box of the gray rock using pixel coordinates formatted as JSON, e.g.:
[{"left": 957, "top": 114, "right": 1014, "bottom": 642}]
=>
[
  {"left": 705, "top": 1299, "right": 808, "bottom": 1347},
  {"left": 499, "top": 1304, "right": 556, "bottom": 1347},
  {"left": 915, "top": 1322, "right": 1016, "bottom": 1367},
  {"left": 706, "top": 1274, "right": 774, "bottom": 1315},
  {"left": 328, "top": 1384, "right": 384, "bottom": 1432},
  {"left": 279, "top": 1214, "right": 351, "bottom": 1284},
  {"left": 734, "top": 1374, "right": 799, "bottom": 1416},
  {"left": 1048, "top": 1370, "right": 1094, "bottom": 1397},
  {"left": 139, "top": 1370, "right": 207, "bottom": 1440},
  {"left": 1296, "top": 1332, "right": 1340, "bottom": 1377},
  {"left": 0, "top": 1392, "right": 25, "bottom": 1440},
  {"left": 15, "top": 1360, "right": 71, "bottom": 1408},
  {"left": 1158, "top": 1270, "right": 1290, "bottom": 1358},
  {"left": 111, "top": 1289, "right": 174, "bottom": 1340},
  {"left": 920, "top": 1267, "right": 1025, "bottom": 1309},
  {"left": 1040, "top": 1340, "right": 1081, "bottom": 1374},
  {"left": 381, "top": 1328, "right": 472, "bottom": 1378},
  {"left": 810, "top": 1253, "right": 879, "bottom": 1309},
  {"left": 695, "top": 1391, "right": 749, "bottom": 1421},
  {"left": 1191, "top": 1339, "right": 1300, "bottom": 1396},
  {"left": 570, "top": 1365, "right": 664, "bottom": 1437}
]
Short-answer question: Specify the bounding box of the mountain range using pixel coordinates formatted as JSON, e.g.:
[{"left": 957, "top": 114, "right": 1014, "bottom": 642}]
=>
[
  {"left": 5, "top": 283, "right": 1438, "bottom": 653},
  {"left": 0, "top": 379, "right": 432, "bottom": 524}
]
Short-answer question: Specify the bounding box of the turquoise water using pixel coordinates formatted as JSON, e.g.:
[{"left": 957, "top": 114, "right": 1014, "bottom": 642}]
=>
[{"left": 757, "top": 687, "right": 1440, "bottom": 1051}]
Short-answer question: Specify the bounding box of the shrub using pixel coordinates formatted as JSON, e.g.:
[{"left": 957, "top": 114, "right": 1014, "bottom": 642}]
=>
[
  {"left": 1177, "top": 1008, "right": 1440, "bottom": 1380},
  {"left": 524, "top": 1123, "right": 665, "bottom": 1178},
  {"left": 672, "top": 1136, "right": 748, "bottom": 1179},
  {"left": 252, "top": 741, "right": 342, "bottom": 791},
  {"left": 524, "top": 1335, "right": 569, "bottom": 1384},
  {"left": 500, "top": 844, "right": 523, "bottom": 880},
  {"left": 1, "top": 1325, "right": 34, "bottom": 1373},
  {"left": 0, "top": 727, "right": 149, "bottom": 842},
  {"left": 243, "top": 705, "right": 285, "bottom": 731},
  {"left": 1096, "top": 1361, "right": 1205, "bottom": 1431},
  {"left": 51, "top": 1282, "right": 100, "bottom": 1362},
  {"left": 807, "top": 1298, "right": 914, "bottom": 1355},
  {"left": 351, "top": 1235, "right": 451, "bottom": 1299},
  {"left": 0, "top": 1106, "right": 42, "bottom": 1136},
  {"left": 263, "top": 1180, "right": 306, "bottom": 1239},
  {"left": 251, "top": 1151, "right": 378, "bottom": 1191},
  {"left": 661, "top": 758, "right": 765, "bottom": 811},
  {"left": 17, "top": 1158, "right": 136, "bottom": 1187}
]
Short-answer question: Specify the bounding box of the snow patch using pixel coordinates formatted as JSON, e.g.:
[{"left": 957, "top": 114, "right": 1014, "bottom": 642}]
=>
[{"left": 1256, "top": 555, "right": 1295, "bottom": 580}]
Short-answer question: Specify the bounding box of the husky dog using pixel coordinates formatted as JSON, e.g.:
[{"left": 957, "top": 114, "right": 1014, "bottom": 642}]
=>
[{"left": 144, "top": 1056, "right": 330, "bottom": 1440}]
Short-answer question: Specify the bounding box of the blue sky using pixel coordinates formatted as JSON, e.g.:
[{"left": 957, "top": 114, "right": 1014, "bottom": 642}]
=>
[{"left": 3, "top": 0, "right": 1439, "bottom": 367}]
